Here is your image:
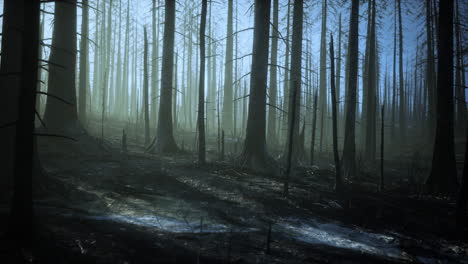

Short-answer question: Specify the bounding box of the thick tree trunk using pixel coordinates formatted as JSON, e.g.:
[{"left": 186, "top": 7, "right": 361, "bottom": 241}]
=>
[
  {"left": 283, "top": 0, "right": 303, "bottom": 196},
  {"left": 241, "top": 0, "right": 271, "bottom": 172},
  {"left": 149, "top": 0, "right": 178, "bottom": 153},
  {"left": 341, "top": 0, "right": 359, "bottom": 179},
  {"left": 198, "top": 0, "right": 207, "bottom": 164},
  {"left": 425, "top": 0, "right": 458, "bottom": 194},
  {"left": 0, "top": 0, "right": 24, "bottom": 189},
  {"left": 43, "top": 0, "right": 80, "bottom": 134},
  {"left": 8, "top": 0, "right": 40, "bottom": 248},
  {"left": 285, "top": 0, "right": 304, "bottom": 162}
]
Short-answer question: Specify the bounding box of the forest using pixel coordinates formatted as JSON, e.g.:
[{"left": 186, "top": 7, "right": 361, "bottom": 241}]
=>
[{"left": 0, "top": 0, "right": 468, "bottom": 263}]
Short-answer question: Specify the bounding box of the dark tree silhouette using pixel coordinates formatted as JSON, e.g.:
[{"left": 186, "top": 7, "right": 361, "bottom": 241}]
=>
[
  {"left": 342, "top": 0, "right": 359, "bottom": 179},
  {"left": 149, "top": 0, "right": 178, "bottom": 153},
  {"left": 0, "top": 0, "right": 24, "bottom": 188},
  {"left": 43, "top": 0, "right": 80, "bottom": 134},
  {"left": 8, "top": 0, "right": 40, "bottom": 248},
  {"left": 330, "top": 34, "right": 341, "bottom": 193},
  {"left": 425, "top": 0, "right": 458, "bottom": 194},
  {"left": 198, "top": 0, "right": 207, "bottom": 164},
  {"left": 241, "top": 0, "right": 271, "bottom": 172}
]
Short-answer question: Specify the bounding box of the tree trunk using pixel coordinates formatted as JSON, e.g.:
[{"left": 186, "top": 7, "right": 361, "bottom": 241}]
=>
[
  {"left": 364, "top": 0, "right": 377, "bottom": 161},
  {"left": 267, "top": 0, "right": 279, "bottom": 147},
  {"left": 310, "top": 91, "right": 318, "bottom": 166},
  {"left": 78, "top": 0, "right": 89, "bottom": 125},
  {"left": 281, "top": 0, "right": 291, "bottom": 142},
  {"left": 222, "top": 0, "right": 234, "bottom": 134},
  {"left": 425, "top": 0, "right": 458, "bottom": 194},
  {"left": 0, "top": 0, "right": 24, "bottom": 189},
  {"left": 43, "top": 0, "right": 79, "bottom": 134},
  {"left": 8, "top": 0, "right": 40, "bottom": 248},
  {"left": 285, "top": 0, "right": 304, "bottom": 162},
  {"left": 283, "top": 0, "right": 303, "bottom": 195},
  {"left": 318, "top": 0, "right": 328, "bottom": 154},
  {"left": 152, "top": 0, "right": 160, "bottom": 131},
  {"left": 330, "top": 35, "right": 341, "bottom": 193},
  {"left": 397, "top": 0, "right": 406, "bottom": 146},
  {"left": 198, "top": 0, "right": 207, "bottom": 164},
  {"left": 241, "top": 0, "right": 271, "bottom": 172},
  {"left": 143, "top": 27, "right": 150, "bottom": 145},
  {"left": 341, "top": 0, "right": 359, "bottom": 179},
  {"left": 149, "top": 0, "right": 178, "bottom": 153},
  {"left": 426, "top": 0, "right": 436, "bottom": 141}
]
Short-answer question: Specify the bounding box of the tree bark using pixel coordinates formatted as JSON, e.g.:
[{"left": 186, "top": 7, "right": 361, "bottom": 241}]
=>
[
  {"left": 285, "top": 0, "right": 303, "bottom": 162},
  {"left": 79, "top": 0, "right": 89, "bottom": 125},
  {"left": 425, "top": 0, "right": 458, "bottom": 194},
  {"left": 330, "top": 35, "right": 341, "bottom": 193},
  {"left": 0, "top": 0, "right": 24, "bottom": 189},
  {"left": 149, "top": 0, "right": 178, "bottom": 153},
  {"left": 198, "top": 0, "right": 207, "bottom": 164},
  {"left": 397, "top": 0, "right": 406, "bottom": 146},
  {"left": 43, "top": 0, "right": 80, "bottom": 134},
  {"left": 341, "top": 0, "right": 359, "bottom": 179},
  {"left": 222, "top": 0, "right": 234, "bottom": 134},
  {"left": 267, "top": 0, "right": 279, "bottom": 147},
  {"left": 143, "top": 27, "right": 150, "bottom": 145},
  {"left": 8, "top": 0, "right": 40, "bottom": 248},
  {"left": 241, "top": 0, "right": 272, "bottom": 172}
]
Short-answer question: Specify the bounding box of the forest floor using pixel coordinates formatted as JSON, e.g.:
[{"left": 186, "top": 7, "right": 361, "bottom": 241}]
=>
[{"left": 1, "top": 120, "right": 468, "bottom": 263}]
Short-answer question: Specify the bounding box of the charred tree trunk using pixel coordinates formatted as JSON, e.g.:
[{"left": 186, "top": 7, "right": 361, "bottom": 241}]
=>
[
  {"left": 149, "top": 0, "right": 178, "bottom": 153},
  {"left": 318, "top": 0, "right": 327, "bottom": 154},
  {"left": 310, "top": 91, "right": 318, "bottom": 165},
  {"left": 198, "top": 0, "right": 207, "bottom": 164},
  {"left": 426, "top": 0, "right": 436, "bottom": 141},
  {"left": 43, "top": 0, "right": 80, "bottom": 134},
  {"left": 341, "top": 0, "right": 359, "bottom": 179},
  {"left": 78, "top": 0, "right": 89, "bottom": 125},
  {"left": 397, "top": 0, "right": 405, "bottom": 146},
  {"left": 267, "top": 0, "right": 279, "bottom": 147},
  {"left": 425, "top": 0, "right": 458, "bottom": 194},
  {"left": 330, "top": 35, "right": 341, "bottom": 193},
  {"left": 283, "top": 0, "right": 303, "bottom": 195},
  {"left": 143, "top": 27, "right": 150, "bottom": 146},
  {"left": 364, "top": 0, "right": 377, "bottom": 161},
  {"left": 152, "top": 0, "right": 160, "bottom": 131},
  {"left": 285, "top": 0, "right": 303, "bottom": 162},
  {"left": 241, "top": 0, "right": 271, "bottom": 172},
  {"left": 222, "top": 0, "right": 234, "bottom": 134},
  {"left": 8, "top": 0, "right": 40, "bottom": 248},
  {"left": 0, "top": 0, "right": 24, "bottom": 188}
]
